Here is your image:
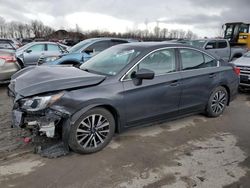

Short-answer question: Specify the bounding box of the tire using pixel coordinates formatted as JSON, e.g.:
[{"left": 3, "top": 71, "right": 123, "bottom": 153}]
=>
[
  {"left": 69, "top": 107, "right": 115, "bottom": 154},
  {"left": 206, "top": 86, "right": 228, "bottom": 117}
]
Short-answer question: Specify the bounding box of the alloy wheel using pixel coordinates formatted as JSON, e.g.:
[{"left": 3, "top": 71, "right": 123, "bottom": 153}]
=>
[
  {"left": 211, "top": 90, "right": 227, "bottom": 114},
  {"left": 76, "top": 114, "right": 110, "bottom": 149}
]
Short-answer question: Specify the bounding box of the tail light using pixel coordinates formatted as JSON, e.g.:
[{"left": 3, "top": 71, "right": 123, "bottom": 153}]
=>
[
  {"left": 0, "top": 55, "right": 16, "bottom": 63},
  {"left": 233, "top": 67, "right": 240, "bottom": 76}
]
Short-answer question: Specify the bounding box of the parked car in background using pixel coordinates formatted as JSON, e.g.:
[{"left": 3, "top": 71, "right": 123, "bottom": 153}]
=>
[
  {"left": 186, "top": 39, "right": 247, "bottom": 62},
  {"left": 21, "top": 38, "right": 33, "bottom": 46},
  {"left": 0, "top": 50, "right": 20, "bottom": 83},
  {"left": 15, "top": 42, "right": 69, "bottom": 67},
  {"left": 40, "top": 38, "right": 133, "bottom": 66},
  {"left": 9, "top": 42, "right": 239, "bottom": 154},
  {"left": 0, "top": 39, "right": 17, "bottom": 52},
  {"left": 233, "top": 51, "right": 250, "bottom": 90}
]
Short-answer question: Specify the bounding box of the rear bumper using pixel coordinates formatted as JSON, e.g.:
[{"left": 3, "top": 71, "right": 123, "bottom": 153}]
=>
[{"left": 0, "top": 62, "right": 19, "bottom": 81}]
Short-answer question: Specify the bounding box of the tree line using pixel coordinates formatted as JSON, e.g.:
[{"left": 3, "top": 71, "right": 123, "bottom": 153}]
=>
[{"left": 0, "top": 16, "right": 198, "bottom": 41}]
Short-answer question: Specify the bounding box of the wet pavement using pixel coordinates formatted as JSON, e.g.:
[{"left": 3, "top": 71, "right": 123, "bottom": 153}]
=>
[{"left": 0, "top": 85, "right": 250, "bottom": 188}]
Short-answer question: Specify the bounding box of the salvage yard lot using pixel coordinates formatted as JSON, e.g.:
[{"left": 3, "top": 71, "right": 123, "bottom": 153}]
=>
[{"left": 0, "top": 85, "right": 250, "bottom": 188}]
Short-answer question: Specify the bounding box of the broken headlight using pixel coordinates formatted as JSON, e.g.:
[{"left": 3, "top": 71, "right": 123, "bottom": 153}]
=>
[{"left": 21, "top": 92, "right": 64, "bottom": 112}]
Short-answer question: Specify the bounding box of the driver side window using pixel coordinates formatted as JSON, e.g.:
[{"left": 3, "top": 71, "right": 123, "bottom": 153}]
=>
[
  {"left": 124, "top": 49, "right": 176, "bottom": 80},
  {"left": 138, "top": 49, "right": 176, "bottom": 75}
]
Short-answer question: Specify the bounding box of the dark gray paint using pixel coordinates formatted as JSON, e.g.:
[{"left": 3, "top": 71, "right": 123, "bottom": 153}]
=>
[{"left": 9, "top": 42, "right": 239, "bottom": 133}]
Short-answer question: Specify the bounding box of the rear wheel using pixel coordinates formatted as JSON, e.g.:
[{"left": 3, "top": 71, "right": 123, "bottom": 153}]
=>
[
  {"left": 69, "top": 108, "right": 115, "bottom": 154},
  {"left": 206, "top": 86, "right": 228, "bottom": 117}
]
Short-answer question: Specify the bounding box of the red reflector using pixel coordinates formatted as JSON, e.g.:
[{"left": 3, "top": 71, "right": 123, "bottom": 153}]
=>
[
  {"left": 233, "top": 67, "right": 240, "bottom": 75},
  {"left": 0, "top": 55, "right": 16, "bottom": 63}
]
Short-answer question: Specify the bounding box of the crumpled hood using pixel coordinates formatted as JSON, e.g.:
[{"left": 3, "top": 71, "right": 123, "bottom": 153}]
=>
[{"left": 9, "top": 66, "right": 106, "bottom": 98}]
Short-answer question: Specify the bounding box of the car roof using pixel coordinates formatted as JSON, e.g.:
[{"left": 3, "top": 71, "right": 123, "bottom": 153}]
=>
[
  {"left": 28, "top": 41, "right": 60, "bottom": 45},
  {"left": 81, "top": 37, "right": 131, "bottom": 43},
  {"left": 118, "top": 41, "right": 194, "bottom": 49},
  {"left": 116, "top": 42, "right": 219, "bottom": 59}
]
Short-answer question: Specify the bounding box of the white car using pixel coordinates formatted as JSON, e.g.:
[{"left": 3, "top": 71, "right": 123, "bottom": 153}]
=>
[{"left": 233, "top": 51, "right": 250, "bottom": 89}]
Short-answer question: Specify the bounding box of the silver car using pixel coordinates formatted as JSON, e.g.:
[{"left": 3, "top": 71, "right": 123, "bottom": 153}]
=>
[
  {"left": 0, "top": 49, "right": 20, "bottom": 83},
  {"left": 233, "top": 51, "right": 250, "bottom": 89},
  {"left": 15, "top": 42, "right": 68, "bottom": 67}
]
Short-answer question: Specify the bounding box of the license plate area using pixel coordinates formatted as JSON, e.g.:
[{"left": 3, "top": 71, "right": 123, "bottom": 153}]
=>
[{"left": 240, "top": 75, "right": 250, "bottom": 82}]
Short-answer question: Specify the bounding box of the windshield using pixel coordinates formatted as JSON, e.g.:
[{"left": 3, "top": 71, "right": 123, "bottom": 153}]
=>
[
  {"left": 80, "top": 46, "right": 141, "bottom": 76},
  {"left": 187, "top": 40, "right": 206, "bottom": 48},
  {"left": 244, "top": 51, "right": 250, "bottom": 57},
  {"left": 69, "top": 39, "right": 93, "bottom": 53}
]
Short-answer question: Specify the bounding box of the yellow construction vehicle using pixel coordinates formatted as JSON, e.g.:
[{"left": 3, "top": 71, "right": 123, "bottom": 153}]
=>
[{"left": 223, "top": 22, "right": 250, "bottom": 49}]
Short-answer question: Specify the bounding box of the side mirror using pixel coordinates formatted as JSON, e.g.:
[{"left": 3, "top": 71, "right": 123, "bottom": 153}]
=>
[
  {"left": 131, "top": 68, "right": 155, "bottom": 85},
  {"left": 84, "top": 48, "right": 94, "bottom": 55},
  {"left": 25, "top": 49, "right": 32, "bottom": 53},
  {"left": 205, "top": 45, "right": 213, "bottom": 49}
]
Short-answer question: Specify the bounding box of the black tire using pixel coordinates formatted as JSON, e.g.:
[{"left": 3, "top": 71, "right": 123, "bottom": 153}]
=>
[
  {"left": 206, "top": 86, "right": 228, "bottom": 117},
  {"left": 69, "top": 107, "right": 115, "bottom": 154}
]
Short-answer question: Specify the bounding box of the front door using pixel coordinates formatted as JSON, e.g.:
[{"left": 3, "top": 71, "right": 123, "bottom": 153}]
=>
[
  {"left": 122, "top": 48, "right": 182, "bottom": 127},
  {"left": 23, "top": 44, "right": 46, "bottom": 66}
]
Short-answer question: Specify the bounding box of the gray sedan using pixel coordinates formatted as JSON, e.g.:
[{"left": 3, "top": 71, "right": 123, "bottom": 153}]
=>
[
  {"left": 9, "top": 42, "right": 239, "bottom": 154},
  {"left": 15, "top": 42, "right": 68, "bottom": 67}
]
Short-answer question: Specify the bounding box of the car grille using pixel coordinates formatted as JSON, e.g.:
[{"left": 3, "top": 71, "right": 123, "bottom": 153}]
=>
[
  {"left": 236, "top": 66, "right": 250, "bottom": 75},
  {"left": 237, "top": 66, "right": 250, "bottom": 85}
]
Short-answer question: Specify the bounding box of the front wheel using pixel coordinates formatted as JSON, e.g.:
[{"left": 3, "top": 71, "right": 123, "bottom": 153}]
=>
[
  {"left": 206, "top": 86, "right": 228, "bottom": 117},
  {"left": 69, "top": 108, "right": 115, "bottom": 154}
]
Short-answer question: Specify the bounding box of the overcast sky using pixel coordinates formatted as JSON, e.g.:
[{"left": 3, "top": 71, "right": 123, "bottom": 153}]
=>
[{"left": 0, "top": 0, "right": 249, "bottom": 37}]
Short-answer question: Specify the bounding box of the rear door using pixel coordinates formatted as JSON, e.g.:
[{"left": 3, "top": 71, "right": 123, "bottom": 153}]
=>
[
  {"left": 46, "top": 44, "right": 63, "bottom": 56},
  {"left": 122, "top": 48, "right": 182, "bottom": 127},
  {"left": 23, "top": 44, "right": 46, "bottom": 66},
  {"left": 178, "top": 48, "right": 219, "bottom": 114},
  {"left": 215, "top": 40, "right": 230, "bottom": 61},
  {"left": 205, "top": 40, "right": 217, "bottom": 56}
]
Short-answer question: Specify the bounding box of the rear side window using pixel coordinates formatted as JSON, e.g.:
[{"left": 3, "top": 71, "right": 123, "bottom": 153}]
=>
[
  {"left": 205, "top": 41, "right": 216, "bottom": 49},
  {"left": 110, "top": 40, "right": 128, "bottom": 47},
  {"left": 84, "top": 41, "right": 111, "bottom": 54},
  {"left": 0, "top": 41, "right": 14, "bottom": 49},
  {"left": 47, "top": 44, "right": 61, "bottom": 52},
  {"left": 180, "top": 49, "right": 217, "bottom": 70},
  {"left": 204, "top": 54, "right": 218, "bottom": 67},
  {"left": 217, "top": 41, "right": 227, "bottom": 48}
]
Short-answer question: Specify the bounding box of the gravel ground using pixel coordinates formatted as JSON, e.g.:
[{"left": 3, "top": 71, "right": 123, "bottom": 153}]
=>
[
  {"left": 0, "top": 85, "right": 250, "bottom": 188},
  {"left": 0, "top": 85, "right": 31, "bottom": 160}
]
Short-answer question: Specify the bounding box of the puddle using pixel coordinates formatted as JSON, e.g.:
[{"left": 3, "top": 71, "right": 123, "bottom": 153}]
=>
[{"left": 117, "top": 133, "right": 247, "bottom": 188}]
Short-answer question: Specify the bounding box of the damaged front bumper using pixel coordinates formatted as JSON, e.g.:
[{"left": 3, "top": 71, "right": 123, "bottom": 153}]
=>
[{"left": 12, "top": 107, "right": 68, "bottom": 138}]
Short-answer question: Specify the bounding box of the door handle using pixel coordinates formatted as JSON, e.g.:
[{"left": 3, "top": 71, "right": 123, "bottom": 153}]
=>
[
  {"left": 170, "top": 80, "right": 179, "bottom": 87},
  {"left": 209, "top": 73, "right": 216, "bottom": 78}
]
